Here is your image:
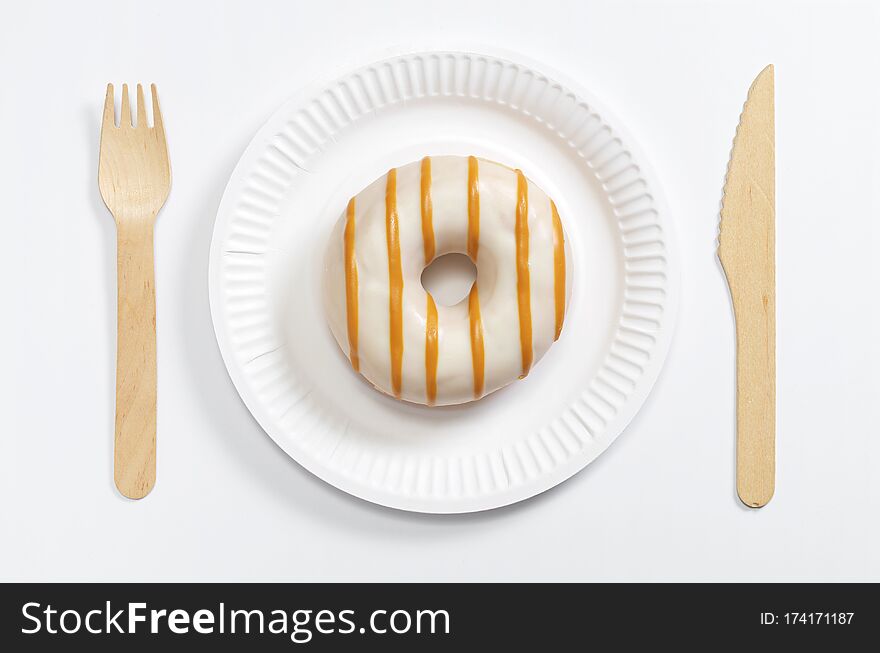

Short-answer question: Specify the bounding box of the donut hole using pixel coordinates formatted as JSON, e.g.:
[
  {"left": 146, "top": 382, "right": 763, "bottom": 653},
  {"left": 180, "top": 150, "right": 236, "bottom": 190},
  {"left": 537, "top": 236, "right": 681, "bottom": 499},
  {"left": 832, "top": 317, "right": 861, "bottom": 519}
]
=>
[{"left": 420, "top": 253, "right": 477, "bottom": 306}]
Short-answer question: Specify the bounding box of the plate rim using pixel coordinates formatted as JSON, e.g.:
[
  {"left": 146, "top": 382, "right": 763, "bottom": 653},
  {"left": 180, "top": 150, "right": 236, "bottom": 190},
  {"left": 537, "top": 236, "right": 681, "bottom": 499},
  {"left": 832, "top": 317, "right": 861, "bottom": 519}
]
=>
[{"left": 208, "top": 46, "right": 680, "bottom": 513}]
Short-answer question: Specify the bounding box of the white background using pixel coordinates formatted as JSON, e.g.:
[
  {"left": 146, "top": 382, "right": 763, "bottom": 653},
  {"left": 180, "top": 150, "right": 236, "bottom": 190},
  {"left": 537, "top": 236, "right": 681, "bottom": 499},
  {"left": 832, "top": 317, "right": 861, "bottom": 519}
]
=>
[{"left": 1, "top": 0, "right": 878, "bottom": 581}]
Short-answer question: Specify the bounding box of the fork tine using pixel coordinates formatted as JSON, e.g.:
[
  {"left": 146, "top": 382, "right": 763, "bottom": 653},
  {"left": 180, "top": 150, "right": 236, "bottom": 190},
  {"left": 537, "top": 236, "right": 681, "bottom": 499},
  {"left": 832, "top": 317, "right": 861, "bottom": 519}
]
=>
[
  {"left": 151, "top": 84, "right": 165, "bottom": 136},
  {"left": 102, "top": 83, "right": 115, "bottom": 129},
  {"left": 120, "top": 84, "right": 131, "bottom": 127},
  {"left": 150, "top": 84, "right": 164, "bottom": 133},
  {"left": 136, "top": 84, "right": 147, "bottom": 129}
]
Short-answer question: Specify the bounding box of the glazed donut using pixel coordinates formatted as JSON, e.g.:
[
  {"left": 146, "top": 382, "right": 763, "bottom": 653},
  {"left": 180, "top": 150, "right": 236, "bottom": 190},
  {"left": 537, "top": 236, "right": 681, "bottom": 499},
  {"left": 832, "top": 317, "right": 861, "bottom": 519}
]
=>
[{"left": 323, "top": 155, "right": 572, "bottom": 406}]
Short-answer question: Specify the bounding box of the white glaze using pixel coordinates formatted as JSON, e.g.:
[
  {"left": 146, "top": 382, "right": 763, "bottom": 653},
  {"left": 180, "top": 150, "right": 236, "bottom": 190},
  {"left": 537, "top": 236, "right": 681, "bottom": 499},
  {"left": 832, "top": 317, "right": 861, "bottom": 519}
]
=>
[{"left": 323, "top": 156, "right": 573, "bottom": 405}]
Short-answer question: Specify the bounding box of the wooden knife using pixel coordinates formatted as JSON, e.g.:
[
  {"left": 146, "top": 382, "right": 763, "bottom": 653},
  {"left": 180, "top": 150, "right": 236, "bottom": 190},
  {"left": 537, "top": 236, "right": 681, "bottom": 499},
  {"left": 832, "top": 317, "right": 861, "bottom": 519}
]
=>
[{"left": 718, "top": 65, "right": 776, "bottom": 508}]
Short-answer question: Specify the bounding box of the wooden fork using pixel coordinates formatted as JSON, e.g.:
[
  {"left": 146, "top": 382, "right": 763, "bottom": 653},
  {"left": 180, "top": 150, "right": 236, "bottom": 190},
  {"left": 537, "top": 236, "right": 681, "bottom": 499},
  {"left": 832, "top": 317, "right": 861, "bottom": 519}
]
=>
[{"left": 99, "top": 83, "right": 170, "bottom": 499}]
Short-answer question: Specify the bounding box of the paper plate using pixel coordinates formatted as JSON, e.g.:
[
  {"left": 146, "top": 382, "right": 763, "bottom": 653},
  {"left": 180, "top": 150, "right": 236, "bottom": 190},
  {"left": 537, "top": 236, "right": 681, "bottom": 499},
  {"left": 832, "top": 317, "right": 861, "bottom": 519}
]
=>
[{"left": 209, "top": 50, "right": 678, "bottom": 513}]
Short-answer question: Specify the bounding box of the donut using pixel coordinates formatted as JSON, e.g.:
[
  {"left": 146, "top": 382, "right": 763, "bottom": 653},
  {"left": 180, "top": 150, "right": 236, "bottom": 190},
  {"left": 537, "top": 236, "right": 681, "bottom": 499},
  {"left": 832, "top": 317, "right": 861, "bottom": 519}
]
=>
[{"left": 323, "top": 155, "right": 572, "bottom": 406}]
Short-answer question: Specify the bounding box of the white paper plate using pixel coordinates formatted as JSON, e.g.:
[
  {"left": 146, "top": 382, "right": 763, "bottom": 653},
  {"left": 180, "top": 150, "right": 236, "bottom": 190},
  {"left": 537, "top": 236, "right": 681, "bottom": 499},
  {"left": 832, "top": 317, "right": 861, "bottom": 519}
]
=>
[{"left": 209, "top": 50, "right": 678, "bottom": 513}]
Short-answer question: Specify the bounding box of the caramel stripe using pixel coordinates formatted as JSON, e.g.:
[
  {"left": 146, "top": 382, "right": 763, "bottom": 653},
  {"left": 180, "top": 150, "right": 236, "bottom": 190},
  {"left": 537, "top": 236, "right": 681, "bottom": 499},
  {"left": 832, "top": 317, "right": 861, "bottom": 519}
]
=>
[
  {"left": 468, "top": 285, "right": 485, "bottom": 398},
  {"left": 425, "top": 295, "right": 438, "bottom": 405},
  {"left": 515, "top": 170, "right": 533, "bottom": 377},
  {"left": 467, "top": 156, "right": 485, "bottom": 398},
  {"left": 551, "top": 200, "right": 566, "bottom": 341},
  {"left": 421, "top": 157, "right": 435, "bottom": 264},
  {"left": 421, "top": 157, "right": 438, "bottom": 404},
  {"left": 343, "top": 198, "right": 359, "bottom": 371},
  {"left": 467, "top": 156, "right": 480, "bottom": 261},
  {"left": 385, "top": 169, "right": 404, "bottom": 397}
]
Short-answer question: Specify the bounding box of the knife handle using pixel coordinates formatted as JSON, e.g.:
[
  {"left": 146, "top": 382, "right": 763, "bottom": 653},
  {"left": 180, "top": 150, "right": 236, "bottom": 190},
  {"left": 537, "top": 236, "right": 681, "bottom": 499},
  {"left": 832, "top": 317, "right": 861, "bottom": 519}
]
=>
[{"left": 732, "top": 281, "right": 775, "bottom": 508}]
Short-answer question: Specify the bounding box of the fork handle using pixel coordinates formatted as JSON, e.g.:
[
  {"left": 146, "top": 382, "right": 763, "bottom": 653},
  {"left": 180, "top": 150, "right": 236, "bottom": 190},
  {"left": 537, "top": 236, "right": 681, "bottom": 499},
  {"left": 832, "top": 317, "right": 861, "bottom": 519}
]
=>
[{"left": 114, "top": 217, "right": 156, "bottom": 499}]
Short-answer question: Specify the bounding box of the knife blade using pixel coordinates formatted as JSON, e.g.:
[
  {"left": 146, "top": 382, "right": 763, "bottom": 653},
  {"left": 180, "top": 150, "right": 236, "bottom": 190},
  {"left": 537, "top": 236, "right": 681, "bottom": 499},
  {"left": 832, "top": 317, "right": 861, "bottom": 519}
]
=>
[{"left": 718, "top": 65, "right": 776, "bottom": 508}]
